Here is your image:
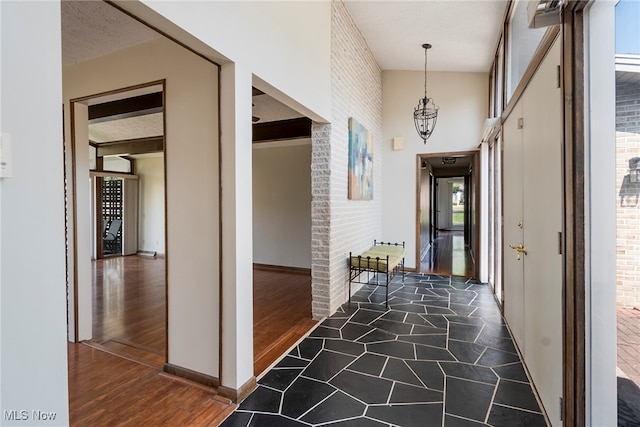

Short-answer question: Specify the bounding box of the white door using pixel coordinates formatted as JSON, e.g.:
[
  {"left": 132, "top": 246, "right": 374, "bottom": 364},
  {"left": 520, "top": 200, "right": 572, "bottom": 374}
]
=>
[
  {"left": 503, "top": 39, "right": 563, "bottom": 424},
  {"left": 503, "top": 103, "right": 525, "bottom": 346}
]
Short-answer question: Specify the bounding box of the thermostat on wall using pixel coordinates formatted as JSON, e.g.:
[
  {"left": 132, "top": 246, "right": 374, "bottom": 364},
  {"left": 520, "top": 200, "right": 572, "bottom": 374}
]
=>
[{"left": 392, "top": 136, "right": 405, "bottom": 151}]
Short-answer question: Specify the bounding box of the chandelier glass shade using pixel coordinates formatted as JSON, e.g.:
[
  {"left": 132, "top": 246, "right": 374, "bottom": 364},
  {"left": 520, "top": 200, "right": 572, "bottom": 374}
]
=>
[{"left": 414, "top": 43, "right": 438, "bottom": 143}]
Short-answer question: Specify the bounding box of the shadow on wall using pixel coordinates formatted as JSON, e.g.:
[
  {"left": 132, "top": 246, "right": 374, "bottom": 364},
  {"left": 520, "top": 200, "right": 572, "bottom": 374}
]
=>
[{"left": 620, "top": 157, "right": 640, "bottom": 207}]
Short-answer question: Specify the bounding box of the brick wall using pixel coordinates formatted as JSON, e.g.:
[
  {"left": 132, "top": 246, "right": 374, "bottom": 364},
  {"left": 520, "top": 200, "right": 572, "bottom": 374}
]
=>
[
  {"left": 616, "top": 79, "right": 640, "bottom": 307},
  {"left": 311, "top": 1, "right": 383, "bottom": 318}
]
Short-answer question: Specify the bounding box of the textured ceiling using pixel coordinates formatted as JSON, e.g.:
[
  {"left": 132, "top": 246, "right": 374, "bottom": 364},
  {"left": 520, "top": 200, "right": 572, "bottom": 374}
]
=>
[
  {"left": 87, "top": 84, "right": 164, "bottom": 143},
  {"left": 61, "top": 0, "right": 161, "bottom": 67},
  {"left": 252, "top": 94, "right": 303, "bottom": 123},
  {"left": 89, "top": 112, "right": 163, "bottom": 143},
  {"left": 344, "top": 0, "right": 508, "bottom": 72}
]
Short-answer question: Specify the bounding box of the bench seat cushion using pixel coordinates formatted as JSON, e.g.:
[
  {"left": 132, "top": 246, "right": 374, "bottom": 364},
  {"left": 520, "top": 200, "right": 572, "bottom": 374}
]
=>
[
  {"left": 349, "top": 245, "right": 405, "bottom": 272},
  {"left": 364, "top": 245, "right": 405, "bottom": 258}
]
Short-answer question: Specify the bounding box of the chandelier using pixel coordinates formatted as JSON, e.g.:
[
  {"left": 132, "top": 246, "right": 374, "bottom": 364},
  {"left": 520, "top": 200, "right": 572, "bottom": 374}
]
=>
[{"left": 414, "top": 43, "right": 439, "bottom": 143}]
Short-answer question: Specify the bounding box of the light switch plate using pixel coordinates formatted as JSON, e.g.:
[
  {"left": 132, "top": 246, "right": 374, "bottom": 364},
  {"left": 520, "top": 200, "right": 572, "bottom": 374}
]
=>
[{"left": 0, "top": 133, "right": 13, "bottom": 178}]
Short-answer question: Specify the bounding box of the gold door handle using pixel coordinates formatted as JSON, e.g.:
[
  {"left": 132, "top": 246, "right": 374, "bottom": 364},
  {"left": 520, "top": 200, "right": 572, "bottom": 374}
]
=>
[{"left": 509, "top": 244, "right": 528, "bottom": 261}]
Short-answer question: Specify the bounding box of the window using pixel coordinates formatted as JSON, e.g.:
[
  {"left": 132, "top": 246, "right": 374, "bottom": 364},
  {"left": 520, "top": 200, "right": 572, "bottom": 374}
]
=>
[
  {"left": 103, "top": 156, "right": 132, "bottom": 173},
  {"left": 506, "top": 0, "right": 547, "bottom": 101}
]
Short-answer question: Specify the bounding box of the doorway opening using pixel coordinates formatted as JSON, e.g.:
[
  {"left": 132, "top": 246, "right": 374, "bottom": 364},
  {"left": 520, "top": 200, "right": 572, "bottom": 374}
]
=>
[
  {"left": 417, "top": 153, "right": 477, "bottom": 278},
  {"left": 251, "top": 88, "right": 316, "bottom": 376},
  {"left": 72, "top": 82, "right": 167, "bottom": 367},
  {"left": 439, "top": 177, "right": 465, "bottom": 232}
]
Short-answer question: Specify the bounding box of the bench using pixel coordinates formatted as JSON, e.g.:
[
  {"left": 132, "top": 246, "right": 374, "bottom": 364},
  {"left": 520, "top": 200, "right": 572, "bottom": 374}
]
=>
[{"left": 348, "top": 240, "right": 405, "bottom": 308}]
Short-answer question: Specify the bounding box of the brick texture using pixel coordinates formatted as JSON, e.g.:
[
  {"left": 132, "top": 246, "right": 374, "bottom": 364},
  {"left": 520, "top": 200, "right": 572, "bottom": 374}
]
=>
[
  {"left": 311, "top": 1, "right": 383, "bottom": 318},
  {"left": 616, "top": 79, "right": 640, "bottom": 307},
  {"left": 618, "top": 307, "right": 640, "bottom": 383}
]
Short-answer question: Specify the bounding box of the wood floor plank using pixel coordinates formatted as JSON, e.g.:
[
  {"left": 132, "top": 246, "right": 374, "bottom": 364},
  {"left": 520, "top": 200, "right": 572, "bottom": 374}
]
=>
[
  {"left": 76, "top": 256, "right": 315, "bottom": 422},
  {"left": 91, "top": 257, "right": 315, "bottom": 374},
  {"left": 253, "top": 267, "right": 315, "bottom": 376},
  {"left": 68, "top": 343, "right": 235, "bottom": 426},
  {"left": 420, "top": 230, "right": 475, "bottom": 277},
  {"left": 92, "top": 255, "right": 167, "bottom": 363}
]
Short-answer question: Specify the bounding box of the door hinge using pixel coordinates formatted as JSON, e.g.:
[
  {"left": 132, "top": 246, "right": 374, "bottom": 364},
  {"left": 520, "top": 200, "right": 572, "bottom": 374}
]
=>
[
  {"left": 557, "top": 65, "right": 561, "bottom": 89},
  {"left": 560, "top": 397, "right": 563, "bottom": 420},
  {"left": 517, "top": 118, "right": 524, "bottom": 129},
  {"left": 558, "top": 231, "right": 562, "bottom": 254}
]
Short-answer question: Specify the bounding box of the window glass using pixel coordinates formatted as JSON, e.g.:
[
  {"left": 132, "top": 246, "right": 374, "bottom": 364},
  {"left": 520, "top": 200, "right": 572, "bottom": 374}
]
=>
[
  {"left": 507, "top": 0, "right": 547, "bottom": 101},
  {"left": 489, "top": 68, "right": 498, "bottom": 117},
  {"left": 89, "top": 144, "right": 97, "bottom": 170},
  {"left": 103, "top": 156, "right": 131, "bottom": 173},
  {"left": 616, "top": 0, "right": 640, "bottom": 54},
  {"left": 496, "top": 38, "right": 505, "bottom": 114}
]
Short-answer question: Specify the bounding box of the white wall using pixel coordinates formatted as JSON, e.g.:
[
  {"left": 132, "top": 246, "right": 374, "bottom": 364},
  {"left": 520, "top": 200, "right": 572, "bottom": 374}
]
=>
[
  {"left": 310, "top": 1, "right": 383, "bottom": 318},
  {"left": 111, "top": 0, "right": 333, "bottom": 386},
  {"left": 382, "top": 71, "right": 488, "bottom": 268},
  {"left": 64, "top": 37, "right": 220, "bottom": 378},
  {"left": 586, "top": 1, "right": 618, "bottom": 425},
  {"left": 137, "top": 156, "right": 165, "bottom": 254},
  {"left": 0, "top": 1, "right": 70, "bottom": 423},
  {"left": 253, "top": 141, "right": 311, "bottom": 269},
  {"left": 121, "top": 0, "right": 332, "bottom": 124},
  {"left": 220, "top": 62, "right": 254, "bottom": 391}
]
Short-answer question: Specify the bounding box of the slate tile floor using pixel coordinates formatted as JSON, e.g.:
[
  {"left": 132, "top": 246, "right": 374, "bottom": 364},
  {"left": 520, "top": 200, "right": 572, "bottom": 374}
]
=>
[{"left": 221, "top": 273, "right": 548, "bottom": 427}]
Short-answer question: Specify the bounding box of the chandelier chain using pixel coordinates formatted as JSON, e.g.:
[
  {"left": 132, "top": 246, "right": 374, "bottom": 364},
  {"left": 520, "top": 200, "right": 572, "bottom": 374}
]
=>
[{"left": 424, "top": 46, "right": 428, "bottom": 101}]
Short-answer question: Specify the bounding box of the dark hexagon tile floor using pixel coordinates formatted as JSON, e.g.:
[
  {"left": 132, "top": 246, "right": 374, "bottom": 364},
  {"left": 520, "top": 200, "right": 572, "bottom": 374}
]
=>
[{"left": 221, "top": 273, "right": 548, "bottom": 427}]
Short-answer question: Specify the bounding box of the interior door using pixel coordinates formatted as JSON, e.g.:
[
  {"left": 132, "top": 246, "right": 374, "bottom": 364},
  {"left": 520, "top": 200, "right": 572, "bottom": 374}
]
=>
[
  {"left": 502, "top": 102, "right": 525, "bottom": 346},
  {"left": 502, "top": 39, "right": 563, "bottom": 424}
]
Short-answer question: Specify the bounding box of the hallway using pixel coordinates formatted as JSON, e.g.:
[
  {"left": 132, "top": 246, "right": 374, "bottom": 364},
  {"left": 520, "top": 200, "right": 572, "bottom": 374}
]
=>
[
  {"left": 221, "top": 273, "right": 546, "bottom": 426},
  {"left": 421, "top": 230, "right": 476, "bottom": 278}
]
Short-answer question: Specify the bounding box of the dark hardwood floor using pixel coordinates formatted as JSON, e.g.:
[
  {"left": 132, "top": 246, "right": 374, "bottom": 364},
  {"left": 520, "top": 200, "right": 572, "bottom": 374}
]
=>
[
  {"left": 253, "top": 266, "right": 316, "bottom": 376},
  {"left": 72, "top": 257, "right": 314, "bottom": 422},
  {"left": 92, "top": 255, "right": 166, "bottom": 368},
  {"left": 68, "top": 342, "right": 235, "bottom": 426},
  {"left": 420, "top": 230, "right": 475, "bottom": 277},
  {"left": 91, "top": 257, "right": 315, "bottom": 374}
]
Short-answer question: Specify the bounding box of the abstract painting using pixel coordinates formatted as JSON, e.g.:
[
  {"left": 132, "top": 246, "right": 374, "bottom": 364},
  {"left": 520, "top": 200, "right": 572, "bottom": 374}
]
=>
[{"left": 348, "top": 117, "right": 373, "bottom": 200}]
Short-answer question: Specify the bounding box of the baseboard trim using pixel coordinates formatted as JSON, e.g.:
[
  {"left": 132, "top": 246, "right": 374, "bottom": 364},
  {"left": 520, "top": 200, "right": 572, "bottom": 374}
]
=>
[
  {"left": 253, "top": 263, "right": 311, "bottom": 275},
  {"left": 137, "top": 250, "right": 157, "bottom": 257},
  {"left": 218, "top": 376, "right": 257, "bottom": 403},
  {"left": 163, "top": 363, "right": 257, "bottom": 403},
  {"left": 162, "top": 363, "right": 220, "bottom": 389}
]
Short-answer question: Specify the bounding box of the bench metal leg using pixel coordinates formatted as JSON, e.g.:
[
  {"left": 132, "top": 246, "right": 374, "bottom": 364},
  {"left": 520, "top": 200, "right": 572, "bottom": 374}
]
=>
[{"left": 385, "top": 271, "right": 390, "bottom": 309}]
